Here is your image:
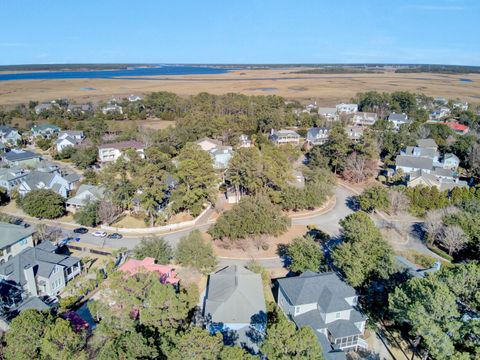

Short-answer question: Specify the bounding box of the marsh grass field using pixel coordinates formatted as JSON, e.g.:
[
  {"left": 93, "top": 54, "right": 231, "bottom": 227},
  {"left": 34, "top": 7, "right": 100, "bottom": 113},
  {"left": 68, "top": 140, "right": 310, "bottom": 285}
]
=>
[{"left": 0, "top": 68, "right": 479, "bottom": 106}]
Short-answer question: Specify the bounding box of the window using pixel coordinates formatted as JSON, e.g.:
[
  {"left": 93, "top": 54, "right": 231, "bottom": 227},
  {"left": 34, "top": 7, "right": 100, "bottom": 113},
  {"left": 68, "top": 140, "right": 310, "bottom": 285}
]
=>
[
  {"left": 295, "top": 306, "right": 300, "bottom": 314},
  {"left": 19, "top": 239, "right": 27, "bottom": 246},
  {"left": 336, "top": 312, "right": 341, "bottom": 319},
  {"left": 5, "top": 246, "right": 11, "bottom": 254}
]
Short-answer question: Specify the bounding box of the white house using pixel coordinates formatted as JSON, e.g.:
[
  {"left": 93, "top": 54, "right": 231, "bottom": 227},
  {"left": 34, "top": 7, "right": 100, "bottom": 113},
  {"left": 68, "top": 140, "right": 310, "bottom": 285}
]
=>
[
  {"left": 127, "top": 94, "right": 142, "bottom": 102},
  {"left": 209, "top": 146, "right": 233, "bottom": 170},
  {"left": 0, "top": 126, "right": 21, "bottom": 145},
  {"left": 66, "top": 184, "right": 105, "bottom": 213},
  {"left": 336, "top": 103, "right": 358, "bottom": 114},
  {"left": 55, "top": 130, "right": 85, "bottom": 152},
  {"left": 388, "top": 113, "right": 410, "bottom": 129},
  {"left": 269, "top": 129, "right": 301, "bottom": 145},
  {"left": 18, "top": 171, "right": 71, "bottom": 198},
  {"left": 352, "top": 112, "right": 377, "bottom": 126},
  {"left": 307, "top": 127, "right": 330, "bottom": 146},
  {"left": 452, "top": 101, "right": 468, "bottom": 111},
  {"left": 277, "top": 271, "right": 367, "bottom": 359},
  {"left": 101, "top": 104, "right": 123, "bottom": 115},
  {"left": 318, "top": 107, "right": 338, "bottom": 121},
  {"left": 98, "top": 140, "right": 145, "bottom": 163},
  {"left": 238, "top": 134, "right": 252, "bottom": 148}
]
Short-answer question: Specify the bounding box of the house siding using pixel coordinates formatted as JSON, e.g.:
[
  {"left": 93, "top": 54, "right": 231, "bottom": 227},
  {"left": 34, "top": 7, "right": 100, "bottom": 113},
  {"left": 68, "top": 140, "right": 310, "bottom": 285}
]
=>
[{"left": 0, "top": 235, "right": 33, "bottom": 264}]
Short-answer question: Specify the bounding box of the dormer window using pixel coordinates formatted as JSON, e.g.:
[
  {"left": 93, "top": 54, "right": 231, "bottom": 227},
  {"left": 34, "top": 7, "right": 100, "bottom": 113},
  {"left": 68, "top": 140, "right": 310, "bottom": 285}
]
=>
[{"left": 336, "top": 312, "right": 341, "bottom": 319}]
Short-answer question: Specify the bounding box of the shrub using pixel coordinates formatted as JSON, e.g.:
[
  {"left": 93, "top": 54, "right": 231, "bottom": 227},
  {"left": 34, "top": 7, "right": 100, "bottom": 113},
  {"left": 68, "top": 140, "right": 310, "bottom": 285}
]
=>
[
  {"left": 20, "top": 189, "right": 65, "bottom": 219},
  {"left": 73, "top": 201, "right": 99, "bottom": 227},
  {"left": 427, "top": 245, "right": 454, "bottom": 262}
]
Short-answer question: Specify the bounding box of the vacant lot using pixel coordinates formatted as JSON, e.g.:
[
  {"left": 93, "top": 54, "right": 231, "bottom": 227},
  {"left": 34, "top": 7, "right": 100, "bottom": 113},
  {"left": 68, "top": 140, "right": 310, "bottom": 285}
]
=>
[{"left": 0, "top": 68, "right": 479, "bottom": 106}]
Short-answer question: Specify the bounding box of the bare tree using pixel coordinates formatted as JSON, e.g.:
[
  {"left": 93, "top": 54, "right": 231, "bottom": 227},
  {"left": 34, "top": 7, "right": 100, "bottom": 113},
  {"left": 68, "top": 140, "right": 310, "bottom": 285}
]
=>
[
  {"left": 342, "top": 152, "right": 377, "bottom": 184},
  {"left": 423, "top": 209, "right": 445, "bottom": 245},
  {"left": 437, "top": 225, "right": 467, "bottom": 255},
  {"left": 98, "top": 200, "right": 122, "bottom": 225},
  {"left": 387, "top": 190, "right": 409, "bottom": 215},
  {"left": 34, "top": 224, "right": 63, "bottom": 244}
]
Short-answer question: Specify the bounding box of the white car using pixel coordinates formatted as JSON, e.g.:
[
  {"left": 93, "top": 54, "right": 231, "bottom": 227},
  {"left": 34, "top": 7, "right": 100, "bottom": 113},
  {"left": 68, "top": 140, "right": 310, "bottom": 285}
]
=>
[{"left": 92, "top": 230, "right": 107, "bottom": 237}]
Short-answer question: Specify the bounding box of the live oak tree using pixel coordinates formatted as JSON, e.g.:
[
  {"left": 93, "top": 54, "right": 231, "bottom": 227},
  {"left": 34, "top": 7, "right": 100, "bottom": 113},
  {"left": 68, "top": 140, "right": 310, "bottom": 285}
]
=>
[
  {"left": 175, "top": 230, "right": 217, "bottom": 273},
  {"left": 332, "top": 211, "right": 394, "bottom": 288},
  {"left": 357, "top": 185, "right": 390, "bottom": 212},
  {"left": 19, "top": 188, "right": 65, "bottom": 219},
  {"left": 166, "top": 327, "right": 223, "bottom": 360},
  {"left": 73, "top": 200, "right": 99, "bottom": 226},
  {"left": 287, "top": 235, "right": 326, "bottom": 273},
  {"left": 133, "top": 236, "right": 173, "bottom": 264},
  {"left": 40, "top": 318, "right": 87, "bottom": 360},
  {"left": 170, "top": 143, "right": 217, "bottom": 217},
  {"left": 261, "top": 307, "right": 324, "bottom": 360}
]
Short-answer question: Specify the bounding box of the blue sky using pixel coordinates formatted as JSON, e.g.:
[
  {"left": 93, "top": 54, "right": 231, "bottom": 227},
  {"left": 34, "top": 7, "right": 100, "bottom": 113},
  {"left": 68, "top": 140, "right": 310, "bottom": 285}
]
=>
[{"left": 0, "top": 0, "right": 478, "bottom": 65}]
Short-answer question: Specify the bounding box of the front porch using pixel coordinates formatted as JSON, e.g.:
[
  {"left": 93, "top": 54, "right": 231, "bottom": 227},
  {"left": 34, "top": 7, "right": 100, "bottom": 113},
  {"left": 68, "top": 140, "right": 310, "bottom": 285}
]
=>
[{"left": 65, "top": 262, "right": 82, "bottom": 281}]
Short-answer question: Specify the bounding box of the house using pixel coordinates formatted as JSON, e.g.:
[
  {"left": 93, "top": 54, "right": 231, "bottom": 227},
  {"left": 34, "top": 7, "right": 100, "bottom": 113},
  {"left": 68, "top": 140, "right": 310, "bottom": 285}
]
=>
[
  {"left": 434, "top": 96, "right": 448, "bottom": 105},
  {"left": 0, "top": 222, "right": 35, "bottom": 264},
  {"left": 1, "top": 149, "right": 42, "bottom": 167},
  {"left": 18, "top": 171, "right": 71, "bottom": 198},
  {"left": 67, "top": 104, "right": 92, "bottom": 113},
  {"left": 336, "top": 103, "right": 358, "bottom": 114},
  {"left": 388, "top": 113, "right": 410, "bottom": 129},
  {"left": 0, "top": 126, "right": 21, "bottom": 145},
  {"left": 34, "top": 103, "right": 54, "bottom": 115},
  {"left": 277, "top": 271, "right": 367, "bottom": 359},
  {"left": 66, "top": 184, "right": 105, "bottom": 213},
  {"left": 303, "top": 102, "right": 318, "bottom": 113},
  {"left": 238, "top": 134, "right": 252, "bottom": 148},
  {"left": 416, "top": 138, "right": 438, "bottom": 150},
  {"left": 318, "top": 107, "right": 338, "bottom": 121},
  {"left": 31, "top": 124, "right": 61, "bottom": 139},
  {"left": 101, "top": 104, "right": 123, "bottom": 115},
  {"left": 442, "top": 153, "right": 460, "bottom": 170},
  {"left": 352, "top": 112, "right": 377, "bottom": 126},
  {"left": 401, "top": 146, "right": 440, "bottom": 164},
  {"left": 429, "top": 107, "right": 451, "bottom": 121},
  {"left": 127, "top": 94, "right": 142, "bottom": 102},
  {"left": 442, "top": 120, "right": 470, "bottom": 135},
  {"left": 119, "top": 257, "right": 178, "bottom": 285},
  {"left": 452, "top": 101, "right": 468, "bottom": 111},
  {"left": 203, "top": 266, "right": 266, "bottom": 349},
  {"left": 98, "top": 140, "right": 145, "bottom": 163},
  {"left": 209, "top": 146, "right": 233, "bottom": 170},
  {"left": 55, "top": 131, "right": 84, "bottom": 152},
  {"left": 307, "top": 127, "right": 330, "bottom": 146},
  {"left": 195, "top": 138, "right": 222, "bottom": 152},
  {"left": 269, "top": 129, "right": 301, "bottom": 145},
  {"left": 396, "top": 155, "right": 434, "bottom": 174},
  {"left": 0, "top": 167, "right": 28, "bottom": 193},
  {"left": 346, "top": 126, "right": 363, "bottom": 141},
  {"left": 0, "top": 242, "right": 81, "bottom": 297},
  {"left": 35, "top": 160, "right": 60, "bottom": 174},
  {"left": 407, "top": 170, "right": 468, "bottom": 191}
]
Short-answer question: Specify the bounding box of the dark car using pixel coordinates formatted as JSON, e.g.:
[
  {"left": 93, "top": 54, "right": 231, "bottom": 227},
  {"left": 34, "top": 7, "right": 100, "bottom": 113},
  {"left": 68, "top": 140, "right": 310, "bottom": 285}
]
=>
[
  {"left": 73, "top": 227, "right": 88, "bottom": 234},
  {"left": 107, "top": 233, "right": 123, "bottom": 239}
]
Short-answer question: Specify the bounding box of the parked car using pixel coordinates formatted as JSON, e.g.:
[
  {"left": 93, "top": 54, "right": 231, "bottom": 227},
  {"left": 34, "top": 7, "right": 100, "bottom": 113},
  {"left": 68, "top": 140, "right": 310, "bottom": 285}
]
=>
[
  {"left": 40, "top": 295, "right": 59, "bottom": 308},
  {"left": 107, "top": 233, "right": 123, "bottom": 239},
  {"left": 73, "top": 227, "right": 88, "bottom": 234},
  {"left": 92, "top": 230, "right": 107, "bottom": 237}
]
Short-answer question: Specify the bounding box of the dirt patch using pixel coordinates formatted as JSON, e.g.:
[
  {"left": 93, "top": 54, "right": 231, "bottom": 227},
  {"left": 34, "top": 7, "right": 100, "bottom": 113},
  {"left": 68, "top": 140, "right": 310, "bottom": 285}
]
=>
[
  {"left": 166, "top": 212, "right": 194, "bottom": 224},
  {"left": 207, "top": 224, "right": 308, "bottom": 259}
]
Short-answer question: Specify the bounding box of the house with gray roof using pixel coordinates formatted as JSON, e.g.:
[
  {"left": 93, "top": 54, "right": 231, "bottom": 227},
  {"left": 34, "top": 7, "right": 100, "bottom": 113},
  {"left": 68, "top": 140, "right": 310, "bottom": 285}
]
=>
[
  {"left": 31, "top": 124, "right": 61, "bottom": 139},
  {"left": 34, "top": 103, "right": 55, "bottom": 115},
  {"left": 67, "top": 104, "right": 92, "bottom": 113},
  {"left": 55, "top": 130, "right": 85, "bottom": 152},
  {"left": 0, "top": 126, "right": 21, "bottom": 145},
  {"left": 318, "top": 107, "right": 338, "bottom": 121},
  {"left": 18, "top": 170, "right": 71, "bottom": 198},
  {"left": 407, "top": 169, "right": 468, "bottom": 191},
  {"left": 0, "top": 243, "right": 81, "bottom": 297},
  {"left": 204, "top": 266, "right": 266, "bottom": 350},
  {"left": 0, "top": 167, "right": 28, "bottom": 193},
  {"left": 307, "top": 127, "right": 330, "bottom": 145},
  {"left": 395, "top": 155, "right": 434, "bottom": 174},
  {"left": 269, "top": 129, "right": 301, "bottom": 145},
  {"left": 1, "top": 149, "right": 42, "bottom": 167},
  {"left": 388, "top": 112, "right": 410, "bottom": 129},
  {"left": 277, "top": 271, "right": 367, "bottom": 359},
  {"left": 66, "top": 184, "right": 105, "bottom": 213},
  {"left": 0, "top": 222, "right": 34, "bottom": 264},
  {"left": 416, "top": 138, "right": 438, "bottom": 150}
]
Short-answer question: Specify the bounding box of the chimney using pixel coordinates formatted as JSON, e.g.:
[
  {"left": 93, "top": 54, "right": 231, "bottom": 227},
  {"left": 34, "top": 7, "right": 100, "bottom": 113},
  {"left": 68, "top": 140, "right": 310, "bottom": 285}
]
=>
[{"left": 23, "top": 264, "right": 38, "bottom": 297}]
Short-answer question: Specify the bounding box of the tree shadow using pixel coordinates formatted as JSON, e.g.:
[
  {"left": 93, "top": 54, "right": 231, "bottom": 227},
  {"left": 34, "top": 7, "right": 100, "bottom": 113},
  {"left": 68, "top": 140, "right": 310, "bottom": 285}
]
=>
[
  {"left": 276, "top": 244, "right": 291, "bottom": 268},
  {"left": 410, "top": 222, "right": 426, "bottom": 244},
  {"left": 345, "top": 196, "right": 360, "bottom": 211}
]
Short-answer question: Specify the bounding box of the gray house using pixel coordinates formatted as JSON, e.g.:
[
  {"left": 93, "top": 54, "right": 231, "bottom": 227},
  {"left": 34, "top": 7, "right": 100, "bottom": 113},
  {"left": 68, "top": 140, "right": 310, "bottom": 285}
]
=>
[
  {"left": 0, "top": 242, "right": 81, "bottom": 297},
  {"left": 0, "top": 126, "right": 21, "bottom": 145},
  {"left": 204, "top": 266, "right": 266, "bottom": 349},
  {"left": 277, "top": 271, "right": 367, "bottom": 360},
  {"left": 0, "top": 222, "right": 35, "bottom": 264},
  {"left": 307, "top": 127, "right": 330, "bottom": 146},
  {"left": 18, "top": 170, "right": 71, "bottom": 198},
  {"left": 0, "top": 167, "right": 28, "bottom": 193},
  {"left": 388, "top": 113, "right": 410, "bottom": 129},
  {"left": 1, "top": 149, "right": 42, "bottom": 167}
]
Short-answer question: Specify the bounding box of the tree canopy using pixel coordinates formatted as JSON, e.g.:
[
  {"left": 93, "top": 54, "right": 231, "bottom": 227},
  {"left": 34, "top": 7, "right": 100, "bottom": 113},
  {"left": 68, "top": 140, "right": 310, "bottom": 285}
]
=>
[{"left": 19, "top": 189, "right": 65, "bottom": 219}]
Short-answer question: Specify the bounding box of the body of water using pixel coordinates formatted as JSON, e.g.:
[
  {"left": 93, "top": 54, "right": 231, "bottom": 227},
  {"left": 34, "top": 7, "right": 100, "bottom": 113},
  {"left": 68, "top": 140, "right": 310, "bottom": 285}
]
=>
[
  {"left": 0, "top": 65, "right": 230, "bottom": 81},
  {"left": 459, "top": 78, "right": 473, "bottom": 82}
]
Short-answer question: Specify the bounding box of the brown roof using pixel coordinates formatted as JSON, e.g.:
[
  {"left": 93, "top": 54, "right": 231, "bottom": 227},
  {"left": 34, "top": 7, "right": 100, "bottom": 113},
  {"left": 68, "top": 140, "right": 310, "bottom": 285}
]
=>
[{"left": 98, "top": 140, "right": 144, "bottom": 150}]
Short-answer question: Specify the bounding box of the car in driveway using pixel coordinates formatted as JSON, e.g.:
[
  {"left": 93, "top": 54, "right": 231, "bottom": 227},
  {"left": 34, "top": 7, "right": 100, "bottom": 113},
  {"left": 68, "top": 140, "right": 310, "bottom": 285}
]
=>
[
  {"left": 107, "top": 233, "right": 123, "bottom": 239},
  {"left": 73, "top": 227, "right": 88, "bottom": 234},
  {"left": 40, "top": 295, "right": 59, "bottom": 308},
  {"left": 92, "top": 230, "right": 107, "bottom": 237}
]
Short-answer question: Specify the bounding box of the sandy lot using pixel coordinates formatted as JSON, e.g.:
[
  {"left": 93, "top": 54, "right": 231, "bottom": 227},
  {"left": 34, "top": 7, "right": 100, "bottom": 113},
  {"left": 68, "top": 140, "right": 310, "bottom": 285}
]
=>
[{"left": 0, "top": 69, "right": 479, "bottom": 106}]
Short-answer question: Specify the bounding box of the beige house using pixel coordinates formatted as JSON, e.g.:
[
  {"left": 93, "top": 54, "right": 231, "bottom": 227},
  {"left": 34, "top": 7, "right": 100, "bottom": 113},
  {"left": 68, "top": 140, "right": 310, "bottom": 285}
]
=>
[{"left": 98, "top": 140, "right": 145, "bottom": 163}]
